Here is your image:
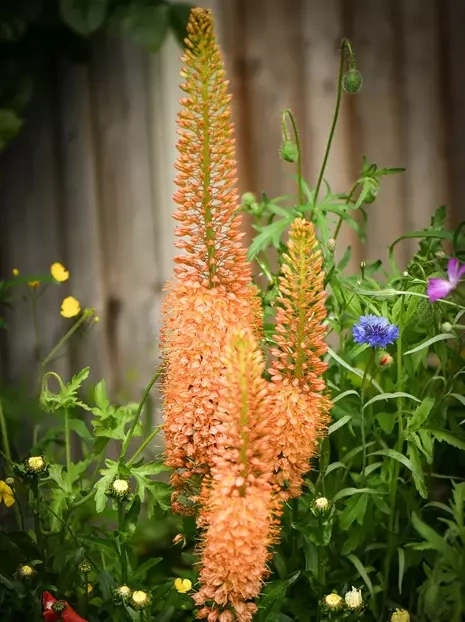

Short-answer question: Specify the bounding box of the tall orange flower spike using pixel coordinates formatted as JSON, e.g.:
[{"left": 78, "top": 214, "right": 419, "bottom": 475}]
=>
[
  {"left": 194, "top": 328, "right": 281, "bottom": 622},
  {"left": 161, "top": 8, "right": 261, "bottom": 512},
  {"left": 269, "top": 218, "right": 331, "bottom": 498}
]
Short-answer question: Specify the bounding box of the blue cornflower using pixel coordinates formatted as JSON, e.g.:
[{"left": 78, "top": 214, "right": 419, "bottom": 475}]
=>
[{"left": 352, "top": 315, "right": 399, "bottom": 348}]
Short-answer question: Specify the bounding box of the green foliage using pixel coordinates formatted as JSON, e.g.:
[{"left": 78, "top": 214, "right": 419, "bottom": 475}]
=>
[{"left": 0, "top": 0, "right": 192, "bottom": 153}]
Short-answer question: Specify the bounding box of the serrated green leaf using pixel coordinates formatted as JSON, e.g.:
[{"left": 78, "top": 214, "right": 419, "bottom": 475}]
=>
[
  {"left": 412, "top": 513, "right": 456, "bottom": 564},
  {"left": 426, "top": 429, "right": 465, "bottom": 451}
]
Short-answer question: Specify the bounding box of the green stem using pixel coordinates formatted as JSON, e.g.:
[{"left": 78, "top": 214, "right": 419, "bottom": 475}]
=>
[
  {"left": 282, "top": 109, "right": 304, "bottom": 206},
  {"left": 31, "top": 480, "right": 44, "bottom": 556},
  {"left": 383, "top": 303, "right": 404, "bottom": 613},
  {"left": 333, "top": 182, "right": 359, "bottom": 241},
  {"left": 314, "top": 40, "right": 348, "bottom": 206},
  {"left": 64, "top": 408, "right": 71, "bottom": 473},
  {"left": 0, "top": 400, "right": 22, "bottom": 530},
  {"left": 120, "top": 364, "right": 165, "bottom": 461},
  {"left": 118, "top": 502, "right": 128, "bottom": 583},
  {"left": 360, "top": 349, "right": 375, "bottom": 485},
  {"left": 83, "top": 573, "right": 89, "bottom": 618},
  {"left": 127, "top": 425, "right": 163, "bottom": 467}
]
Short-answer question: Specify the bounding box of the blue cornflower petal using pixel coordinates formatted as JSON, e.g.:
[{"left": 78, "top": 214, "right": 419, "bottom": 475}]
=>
[{"left": 352, "top": 315, "right": 399, "bottom": 348}]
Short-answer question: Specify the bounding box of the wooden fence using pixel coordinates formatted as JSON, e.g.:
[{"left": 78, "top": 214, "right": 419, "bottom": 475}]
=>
[{"left": 0, "top": 0, "right": 464, "bottom": 400}]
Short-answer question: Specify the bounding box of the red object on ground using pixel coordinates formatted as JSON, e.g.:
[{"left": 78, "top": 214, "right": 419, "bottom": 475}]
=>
[{"left": 42, "top": 591, "right": 88, "bottom": 622}]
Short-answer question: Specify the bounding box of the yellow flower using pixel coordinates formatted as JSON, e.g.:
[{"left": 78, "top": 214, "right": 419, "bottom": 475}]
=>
[
  {"left": 61, "top": 296, "right": 81, "bottom": 318},
  {"left": 51, "top": 262, "right": 70, "bottom": 282},
  {"left": 27, "top": 456, "right": 46, "bottom": 472},
  {"left": 87, "top": 583, "right": 93, "bottom": 593},
  {"left": 324, "top": 593, "right": 343, "bottom": 610},
  {"left": 17, "top": 564, "right": 36, "bottom": 579},
  {"left": 110, "top": 479, "right": 131, "bottom": 500},
  {"left": 0, "top": 480, "right": 15, "bottom": 507},
  {"left": 174, "top": 578, "right": 192, "bottom": 593},
  {"left": 94, "top": 316, "right": 100, "bottom": 323},
  {"left": 12, "top": 268, "right": 19, "bottom": 276},
  {"left": 391, "top": 609, "right": 410, "bottom": 622},
  {"left": 28, "top": 280, "right": 40, "bottom": 288}
]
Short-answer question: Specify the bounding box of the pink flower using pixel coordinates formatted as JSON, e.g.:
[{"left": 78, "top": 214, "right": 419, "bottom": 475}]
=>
[{"left": 427, "top": 258, "right": 465, "bottom": 302}]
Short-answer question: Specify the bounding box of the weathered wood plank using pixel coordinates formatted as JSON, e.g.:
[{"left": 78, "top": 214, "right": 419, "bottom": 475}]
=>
[
  {"left": 90, "top": 36, "right": 159, "bottom": 399},
  {"left": 302, "top": 0, "right": 361, "bottom": 270},
  {"left": 398, "top": 0, "right": 448, "bottom": 255},
  {"left": 351, "top": 0, "right": 406, "bottom": 266}
]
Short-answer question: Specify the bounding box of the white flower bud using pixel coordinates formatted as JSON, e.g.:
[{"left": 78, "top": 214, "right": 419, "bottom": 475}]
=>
[{"left": 344, "top": 586, "right": 363, "bottom": 610}]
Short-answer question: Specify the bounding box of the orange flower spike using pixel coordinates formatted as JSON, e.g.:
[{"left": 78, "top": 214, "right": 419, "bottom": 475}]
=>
[
  {"left": 269, "top": 218, "right": 332, "bottom": 498},
  {"left": 173, "top": 8, "right": 252, "bottom": 291},
  {"left": 161, "top": 8, "right": 262, "bottom": 510},
  {"left": 195, "top": 328, "right": 281, "bottom": 621}
]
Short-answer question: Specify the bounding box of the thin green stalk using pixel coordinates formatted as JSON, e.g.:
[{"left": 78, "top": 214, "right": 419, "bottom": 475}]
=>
[
  {"left": 383, "top": 302, "right": 404, "bottom": 613},
  {"left": 31, "top": 480, "right": 44, "bottom": 556},
  {"left": 332, "top": 182, "right": 359, "bottom": 241},
  {"left": 120, "top": 364, "right": 165, "bottom": 461},
  {"left": 127, "top": 425, "right": 163, "bottom": 467},
  {"left": 0, "top": 400, "right": 22, "bottom": 530},
  {"left": 314, "top": 40, "right": 349, "bottom": 206},
  {"left": 41, "top": 309, "right": 94, "bottom": 370},
  {"left": 282, "top": 109, "right": 304, "bottom": 206},
  {"left": 118, "top": 503, "right": 128, "bottom": 583},
  {"left": 83, "top": 573, "right": 89, "bottom": 618},
  {"left": 360, "top": 349, "right": 376, "bottom": 485},
  {"left": 64, "top": 408, "right": 71, "bottom": 473}
]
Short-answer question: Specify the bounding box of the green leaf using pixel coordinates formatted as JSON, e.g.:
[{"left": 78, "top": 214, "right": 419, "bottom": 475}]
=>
[
  {"left": 328, "top": 414, "right": 352, "bottom": 435},
  {"left": 339, "top": 494, "right": 368, "bottom": 531},
  {"left": 248, "top": 218, "right": 292, "bottom": 260},
  {"left": 59, "top": 0, "right": 108, "bottom": 36},
  {"left": 426, "top": 429, "right": 465, "bottom": 451},
  {"left": 169, "top": 3, "right": 192, "bottom": 47},
  {"left": 376, "top": 413, "right": 395, "bottom": 435},
  {"left": 407, "top": 444, "right": 428, "bottom": 498},
  {"left": 346, "top": 554, "right": 374, "bottom": 597},
  {"left": 364, "top": 392, "right": 420, "bottom": 410},
  {"left": 347, "top": 342, "right": 369, "bottom": 360},
  {"left": 333, "top": 389, "right": 359, "bottom": 404},
  {"left": 449, "top": 393, "right": 465, "bottom": 407},
  {"left": 94, "top": 380, "right": 110, "bottom": 412},
  {"left": 397, "top": 548, "right": 405, "bottom": 594},
  {"left": 258, "top": 572, "right": 300, "bottom": 620},
  {"left": 112, "top": 3, "right": 170, "bottom": 52},
  {"left": 411, "top": 513, "right": 456, "bottom": 564},
  {"left": 0, "top": 109, "right": 23, "bottom": 151},
  {"left": 369, "top": 448, "right": 423, "bottom": 479},
  {"left": 327, "top": 347, "right": 383, "bottom": 393},
  {"left": 404, "top": 333, "right": 455, "bottom": 355},
  {"left": 95, "top": 461, "right": 118, "bottom": 513},
  {"left": 324, "top": 461, "right": 348, "bottom": 476},
  {"left": 407, "top": 397, "right": 434, "bottom": 432},
  {"left": 132, "top": 556, "right": 163, "bottom": 581},
  {"left": 332, "top": 488, "right": 385, "bottom": 503}
]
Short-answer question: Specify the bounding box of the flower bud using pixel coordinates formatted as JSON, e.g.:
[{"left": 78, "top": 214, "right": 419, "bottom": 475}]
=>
[
  {"left": 24, "top": 455, "right": 48, "bottom": 478},
  {"left": 376, "top": 350, "right": 393, "bottom": 368},
  {"left": 342, "top": 69, "right": 363, "bottom": 94},
  {"left": 52, "top": 601, "right": 67, "bottom": 614},
  {"left": 113, "top": 584, "right": 132, "bottom": 603},
  {"left": 312, "top": 496, "right": 331, "bottom": 515},
  {"left": 327, "top": 238, "right": 336, "bottom": 252},
  {"left": 323, "top": 592, "right": 343, "bottom": 610},
  {"left": 441, "top": 322, "right": 453, "bottom": 333},
  {"left": 435, "top": 251, "right": 445, "bottom": 259},
  {"left": 5, "top": 477, "right": 14, "bottom": 486},
  {"left": 78, "top": 560, "right": 92, "bottom": 574},
  {"left": 403, "top": 271, "right": 409, "bottom": 278},
  {"left": 16, "top": 564, "right": 36, "bottom": 580},
  {"left": 109, "top": 478, "right": 131, "bottom": 501},
  {"left": 344, "top": 586, "right": 363, "bottom": 610},
  {"left": 131, "top": 590, "right": 151, "bottom": 610},
  {"left": 280, "top": 140, "right": 298, "bottom": 163}
]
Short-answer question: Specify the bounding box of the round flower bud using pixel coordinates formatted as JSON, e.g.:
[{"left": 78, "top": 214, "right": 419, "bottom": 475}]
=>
[
  {"left": 312, "top": 496, "right": 331, "bottom": 515},
  {"left": 16, "top": 564, "right": 36, "bottom": 580},
  {"left": 327, "top": 238, "right": 336, "bottom": 252},
  {"left": 344, "top": 586, "right": 363, "bottom": 610},
  {"left": 323, "top": 592, "right": 343, "bottom": 610},
  {"left": 435, "top": 251, "right": 445, "bottom": 259},
  {"left": 280, "top": 140, "right": 298, "bottom": 163},
  {"left": 52, "top": 601, "right": 67, "bottom": 614},
  {"left": 131, "top": 590, "right": 151, "bottom": 610},
  {"left": 5, "top": 477, "right": 14, "bottom": 486},
  {"left": 376, "top": 350, "right": 393, "bottom": 368},
  {"left": 441, "top": 322, "right": 453, "bottom": 333},
  {"left": 343, "top": 69, "right": 363, "bottom": 94},
  {"left": 78, "top": 560, "right": 92, "bottom": 574},
  {"left": 391, "top": 609, "right": 410, "bottom": 622},
  {"left": 414, "top": 299, "right": 434, "bottom": 326},
  {"left": 403, "top": 271, "right": 409, "bottom": 278},
  {"left": 109, "top": 478, "right": 131, "bottom": 501},
  {"left": 25, "top": 455, "right": 48, "bottom": 478},
  {"left": 113, "top": 584, "right": 132, "bottom": 603}
]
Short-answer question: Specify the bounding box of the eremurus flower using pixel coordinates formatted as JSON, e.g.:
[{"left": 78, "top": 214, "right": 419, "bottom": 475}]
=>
[
  {"left": 161, "top": 7, "right": 261, "bottom": 511},
  {"left": 195, "top": 328, "right": 281, "bottom": 621},
  {"left": 268, "top": 218, "right": 331, "bottom": 497}
]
